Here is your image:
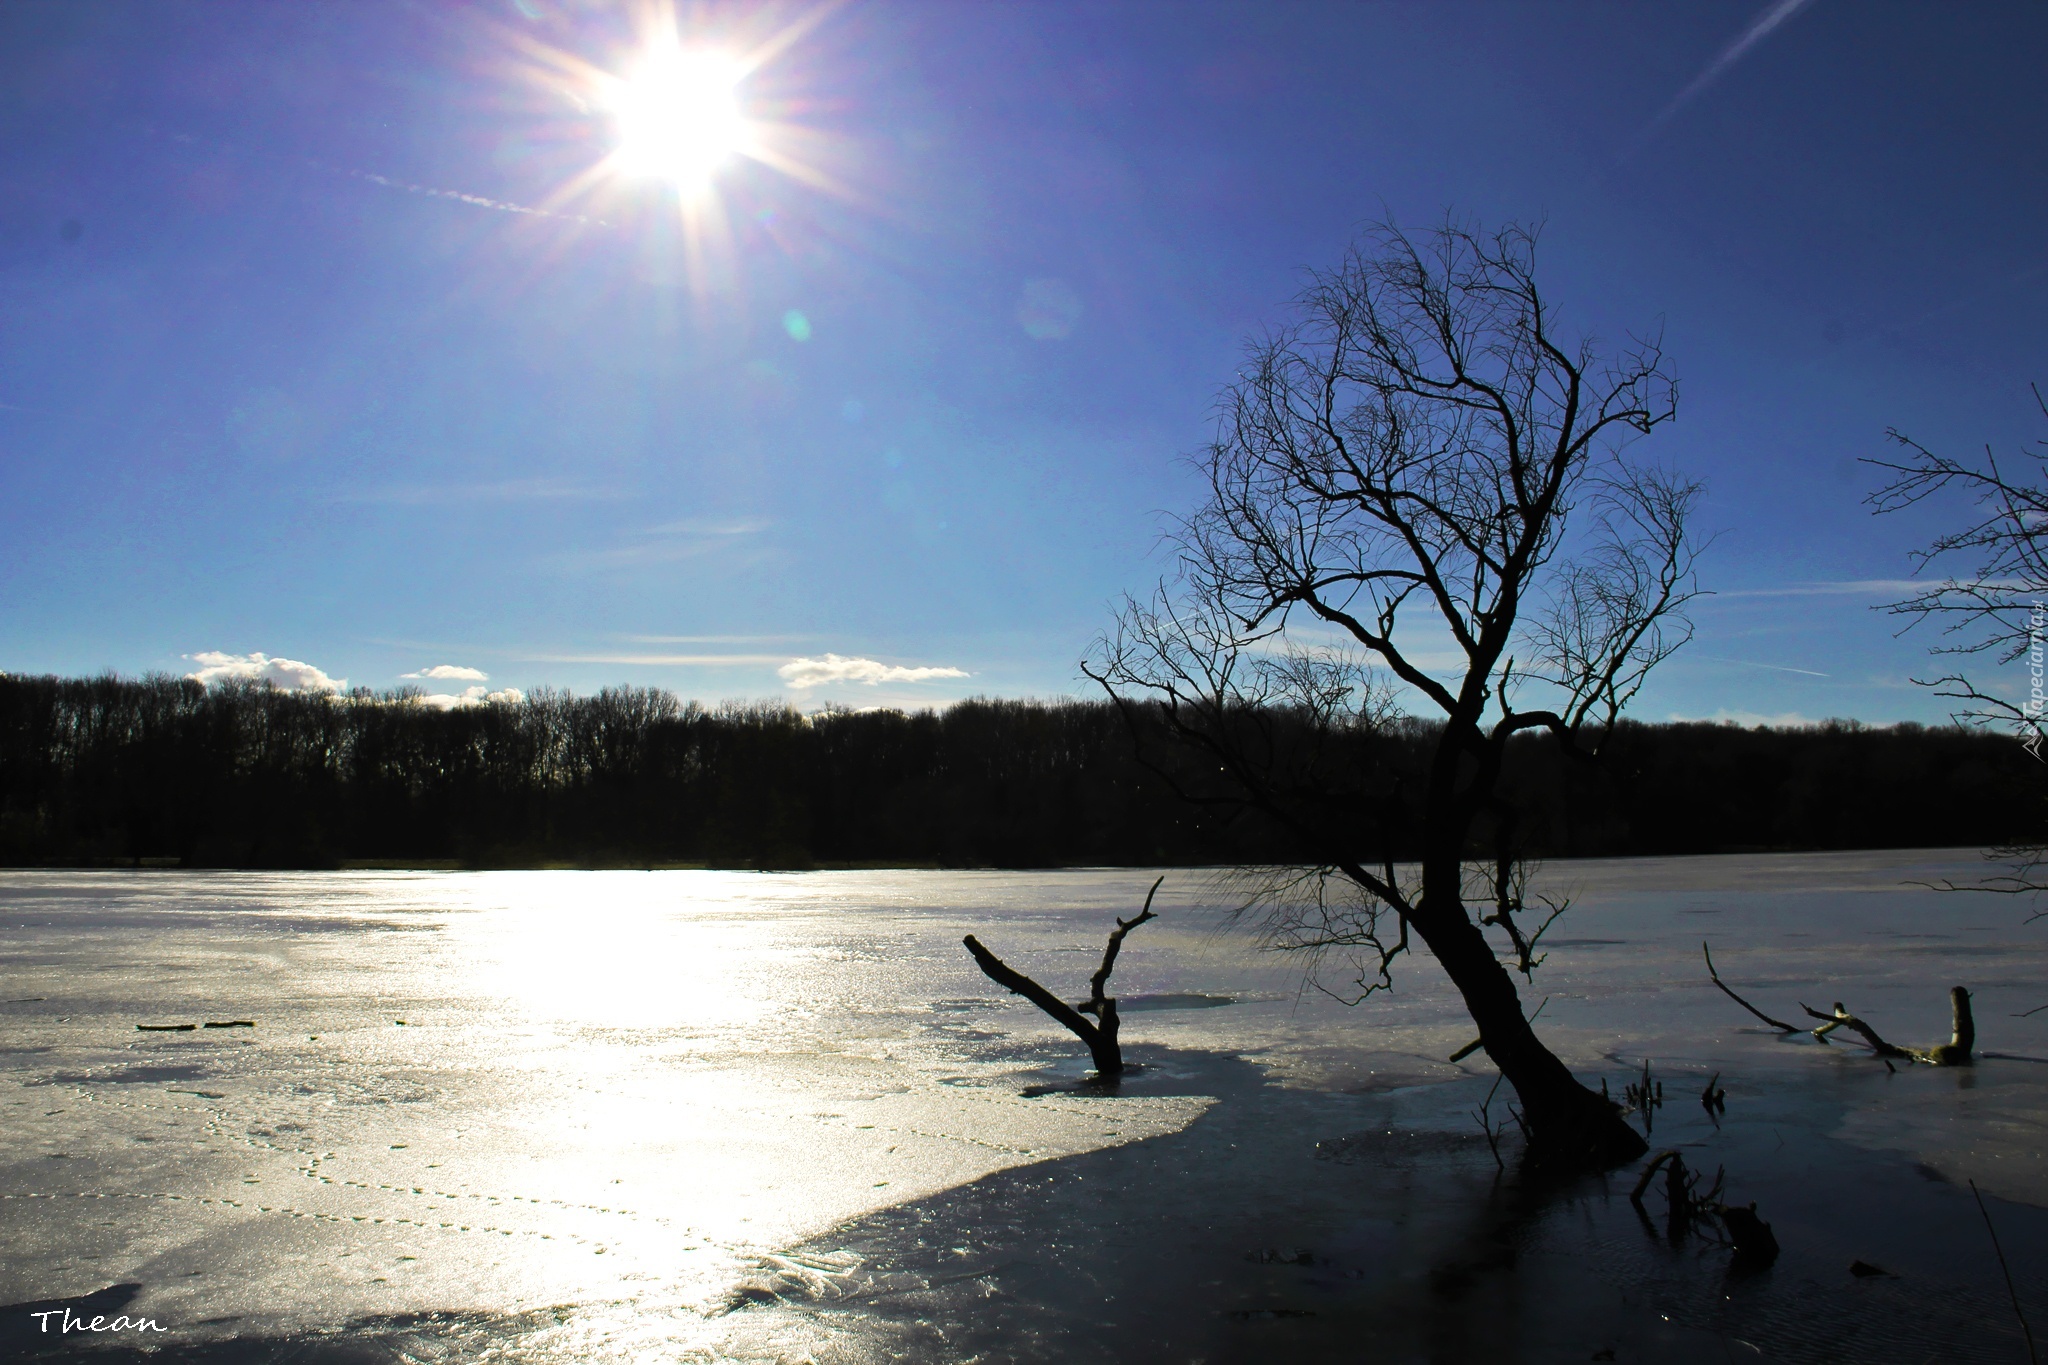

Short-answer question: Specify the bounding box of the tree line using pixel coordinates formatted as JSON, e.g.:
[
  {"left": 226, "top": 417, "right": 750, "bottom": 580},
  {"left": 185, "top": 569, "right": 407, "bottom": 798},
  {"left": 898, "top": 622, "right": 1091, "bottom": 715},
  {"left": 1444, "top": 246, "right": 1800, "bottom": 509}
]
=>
[{"left": 0, "top": 671, "right": 2033, "bottom": 871}]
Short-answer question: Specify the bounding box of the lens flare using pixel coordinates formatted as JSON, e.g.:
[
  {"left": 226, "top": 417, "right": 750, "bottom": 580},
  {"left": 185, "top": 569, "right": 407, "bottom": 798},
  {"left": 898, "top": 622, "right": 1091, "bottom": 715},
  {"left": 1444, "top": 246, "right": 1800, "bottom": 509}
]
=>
[{"left": 491, "top": 2, "right": 860, "bottom": 295}]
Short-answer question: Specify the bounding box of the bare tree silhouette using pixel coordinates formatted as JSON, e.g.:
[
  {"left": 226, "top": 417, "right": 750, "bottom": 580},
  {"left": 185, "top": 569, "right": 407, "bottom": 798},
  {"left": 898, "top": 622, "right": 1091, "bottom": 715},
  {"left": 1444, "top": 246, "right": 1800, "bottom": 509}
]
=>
[
  {"left": 1869, "top": 384, "right": 2048, "bottom": 899},
  {"left": 1087, "top": 216, "right": 1703, "bottom": 1166}
]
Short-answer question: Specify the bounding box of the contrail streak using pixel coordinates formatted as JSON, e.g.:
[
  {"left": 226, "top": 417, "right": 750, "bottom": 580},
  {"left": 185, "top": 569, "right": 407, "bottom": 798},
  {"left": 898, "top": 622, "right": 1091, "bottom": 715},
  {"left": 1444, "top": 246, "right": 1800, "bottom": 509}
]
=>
[
  {"left": 1629, "top": 0, "right": 1818, "bottom": 153},
  {"left": 1696, "top": 654, "right": 1830, "bottom": 678},
  {"left": 147, "top": 125, "right": 611, "bottom": 228},
  {"left": 334, "top": 166, "right": 610, "bottom": 228}
]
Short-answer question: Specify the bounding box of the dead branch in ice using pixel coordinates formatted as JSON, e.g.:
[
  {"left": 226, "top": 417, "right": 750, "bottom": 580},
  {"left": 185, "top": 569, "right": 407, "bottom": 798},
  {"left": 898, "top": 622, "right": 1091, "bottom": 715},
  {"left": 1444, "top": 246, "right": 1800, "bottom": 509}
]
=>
[
  {"left": 1801, "top": 1001, "right": 1916, "bottom": 1059},
  {"left": 962, "top": 876, "right": 1163, "bottom": 1077},
  {"left": 1703, "top": 941, "right": 1976, "bottom": 1066}
]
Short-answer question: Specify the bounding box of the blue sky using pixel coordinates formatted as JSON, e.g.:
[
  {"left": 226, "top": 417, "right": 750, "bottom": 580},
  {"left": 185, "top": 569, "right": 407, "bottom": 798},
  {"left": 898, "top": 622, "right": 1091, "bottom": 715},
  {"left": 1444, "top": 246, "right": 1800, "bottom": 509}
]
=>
[{"left": 1, "top": 0, "right": 2043, "bottom": 722}]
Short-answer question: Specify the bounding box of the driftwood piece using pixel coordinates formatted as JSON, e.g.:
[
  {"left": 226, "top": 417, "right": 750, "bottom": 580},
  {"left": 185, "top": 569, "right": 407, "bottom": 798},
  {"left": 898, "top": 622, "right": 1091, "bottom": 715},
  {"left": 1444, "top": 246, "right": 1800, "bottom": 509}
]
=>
[
  {"left": 1703, "top": 943, "right": 1798, "bottom": 1032},
  {"left": 962, "top": 877, "right": 1163, "bottom": 1076},
  {"left": 1706, "top": 939, "right": 1976, "bottom": 1068},
  {"left": 1799, "top": 990, "right": 1975, "bottom": 1065}
]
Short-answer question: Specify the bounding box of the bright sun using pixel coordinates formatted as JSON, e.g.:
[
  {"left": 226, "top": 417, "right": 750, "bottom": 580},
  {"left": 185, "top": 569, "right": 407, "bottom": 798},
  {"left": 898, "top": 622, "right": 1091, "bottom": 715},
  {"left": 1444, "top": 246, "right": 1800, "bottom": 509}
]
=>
[{"left": 607, "top": 47, "right": 752, "bottom": 192}]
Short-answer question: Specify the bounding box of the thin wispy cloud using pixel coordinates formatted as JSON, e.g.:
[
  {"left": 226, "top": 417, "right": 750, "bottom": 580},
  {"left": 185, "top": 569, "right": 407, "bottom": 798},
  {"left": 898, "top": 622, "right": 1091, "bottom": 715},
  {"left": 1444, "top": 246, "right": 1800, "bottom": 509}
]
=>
[
  {"left": 522, "top": 653, "right": 788, "bottom": 666},
  {"left": 635, "top": 517, "right": 774, "bottom": 538},
  {"left": 621, "top": 634, "right": 815, "bottom": 645},
  {"left": 778, "top": 654, "right": 970, "bottom": 689},
  {"left": 550, "top": 541, "right": 758, "bottom": 571},
  {"left": 185, "top": 651, "right": 346, "bottom": 693},
  {"left": 402, "top": 664, "right": 489, "bottom": 681},
  {"left": 548, "top": 518, "right": 773, "bottom": 573},
  {"left": 1709, "top": 579, "right": 1927, "bottom": 600},
  {"left": 332, "top": 478, "right": 621, "bottom": 506},
  {"left": 1631, "top": 0, "right": 1818, "bottom": 152}
]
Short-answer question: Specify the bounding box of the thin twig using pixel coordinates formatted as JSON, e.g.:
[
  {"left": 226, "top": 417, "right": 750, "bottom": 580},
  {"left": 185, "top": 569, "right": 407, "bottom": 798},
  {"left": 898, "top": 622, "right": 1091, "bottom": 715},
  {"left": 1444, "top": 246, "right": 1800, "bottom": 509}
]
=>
[
  {"left": 1703, "top": 942, "right": 1798, "bottom": 1032},
  {"left": 1971, "top": 1178, "right": 2039, "bottom": 1365},
  {"left": 1448, "top": 995, "right": 1549, "bottom": 1063}
]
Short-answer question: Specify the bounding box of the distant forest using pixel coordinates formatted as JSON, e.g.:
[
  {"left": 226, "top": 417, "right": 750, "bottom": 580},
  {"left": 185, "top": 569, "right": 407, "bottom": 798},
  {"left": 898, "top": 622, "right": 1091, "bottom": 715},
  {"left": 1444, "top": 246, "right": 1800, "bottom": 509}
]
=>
[{"left": 0, "top": 672, "right": 2037, "bottom": 870}]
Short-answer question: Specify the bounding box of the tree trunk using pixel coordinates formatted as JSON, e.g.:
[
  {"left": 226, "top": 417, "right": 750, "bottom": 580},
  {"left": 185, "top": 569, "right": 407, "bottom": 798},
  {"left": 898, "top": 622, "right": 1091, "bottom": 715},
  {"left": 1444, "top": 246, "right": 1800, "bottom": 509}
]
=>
[{"left": 1418, "top": 850, "right": 1647, "bottom": 1167}]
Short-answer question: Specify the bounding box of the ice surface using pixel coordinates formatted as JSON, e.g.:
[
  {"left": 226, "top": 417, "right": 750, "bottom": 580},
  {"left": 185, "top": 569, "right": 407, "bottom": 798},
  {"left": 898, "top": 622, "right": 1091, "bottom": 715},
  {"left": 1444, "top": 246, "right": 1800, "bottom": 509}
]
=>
[{"left": 2, "top": 851, "right": 2046, "bottom": 1361}]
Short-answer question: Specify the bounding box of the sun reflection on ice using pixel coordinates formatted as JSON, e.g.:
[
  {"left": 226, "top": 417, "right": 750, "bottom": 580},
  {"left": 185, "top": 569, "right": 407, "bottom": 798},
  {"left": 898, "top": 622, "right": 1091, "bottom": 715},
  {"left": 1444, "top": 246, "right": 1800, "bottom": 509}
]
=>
[{"left": 466, "top": 871, "right": 780, "bottom": 1031}]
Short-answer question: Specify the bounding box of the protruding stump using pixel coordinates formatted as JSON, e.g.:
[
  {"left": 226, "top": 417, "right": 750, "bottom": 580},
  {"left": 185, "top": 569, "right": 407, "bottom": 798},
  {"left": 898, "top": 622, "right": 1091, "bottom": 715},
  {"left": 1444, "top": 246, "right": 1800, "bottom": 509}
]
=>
[{"left": 963, "top": 877, "right": 1162, "bottom": 1077}]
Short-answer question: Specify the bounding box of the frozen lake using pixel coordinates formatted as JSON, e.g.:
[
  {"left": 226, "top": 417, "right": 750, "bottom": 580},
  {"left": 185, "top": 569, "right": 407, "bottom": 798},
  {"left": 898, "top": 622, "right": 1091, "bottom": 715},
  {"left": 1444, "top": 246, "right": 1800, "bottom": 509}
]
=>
[{"left": 4, "top": 851, "right": 2048, "bottom": 1362}]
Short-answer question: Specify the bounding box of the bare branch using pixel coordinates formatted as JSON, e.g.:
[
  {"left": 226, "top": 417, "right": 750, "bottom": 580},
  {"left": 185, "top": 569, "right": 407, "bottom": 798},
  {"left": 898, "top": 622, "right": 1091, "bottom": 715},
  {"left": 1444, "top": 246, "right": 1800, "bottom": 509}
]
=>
[
  {"left": 1079, "top": 876, "right": 1163, "bottom": 1015},
  {"left": 1703, "top": 942, "right": 1798, "bottom": 1033}
]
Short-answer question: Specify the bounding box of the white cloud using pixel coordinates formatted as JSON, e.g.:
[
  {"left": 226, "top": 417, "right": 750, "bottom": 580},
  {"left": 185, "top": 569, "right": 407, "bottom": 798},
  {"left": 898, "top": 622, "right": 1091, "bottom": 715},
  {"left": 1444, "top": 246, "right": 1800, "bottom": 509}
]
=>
[
  {"left": 185, "top": 651, "right": 346, "bottom": 693},
  {"left": 403, "top": 664, "right": 489, "bottom": 681},
  {"left": 416, "top": 685, "right": 525, "bottom": 709},
  {"left": 778, "top": 654, "right": 970, "bottom": 689}
]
